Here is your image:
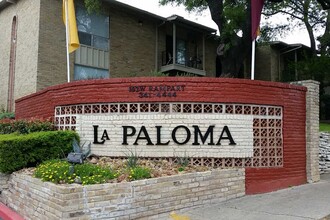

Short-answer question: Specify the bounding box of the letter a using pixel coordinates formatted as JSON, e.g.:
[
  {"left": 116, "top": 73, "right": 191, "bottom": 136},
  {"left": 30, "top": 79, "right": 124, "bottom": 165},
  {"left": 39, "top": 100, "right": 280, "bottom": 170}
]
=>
[
  {"left": 216, "top": 126, "right": 236, "bottom": 145},
  {"left": 93, "top": 125, "right": 106, "bottom": 144}
]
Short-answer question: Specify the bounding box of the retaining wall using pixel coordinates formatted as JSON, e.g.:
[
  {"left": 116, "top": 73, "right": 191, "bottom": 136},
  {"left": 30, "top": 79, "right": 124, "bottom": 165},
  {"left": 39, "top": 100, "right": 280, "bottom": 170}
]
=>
[{"left": 1, "top": 169, "right": 244, "bottom": 220}]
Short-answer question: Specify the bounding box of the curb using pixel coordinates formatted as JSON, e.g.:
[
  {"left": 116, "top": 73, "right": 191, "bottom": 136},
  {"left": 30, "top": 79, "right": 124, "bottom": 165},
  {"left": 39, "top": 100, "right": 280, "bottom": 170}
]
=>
[{"left": 0, "top": 203, "right": 24, "bottom": 220}]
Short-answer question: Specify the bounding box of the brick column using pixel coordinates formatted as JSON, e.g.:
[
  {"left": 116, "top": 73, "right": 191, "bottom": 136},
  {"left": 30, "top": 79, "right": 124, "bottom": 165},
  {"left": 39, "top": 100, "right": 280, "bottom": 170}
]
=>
[{"left": 292, "top": 80, "right": 320, "bottom": 183}]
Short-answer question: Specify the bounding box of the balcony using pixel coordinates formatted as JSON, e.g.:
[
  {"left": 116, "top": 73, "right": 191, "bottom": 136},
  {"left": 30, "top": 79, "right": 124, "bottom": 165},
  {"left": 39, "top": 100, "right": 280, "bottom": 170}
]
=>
[{"left": 160, "top": 51, "right": 206, "bottom": 76}]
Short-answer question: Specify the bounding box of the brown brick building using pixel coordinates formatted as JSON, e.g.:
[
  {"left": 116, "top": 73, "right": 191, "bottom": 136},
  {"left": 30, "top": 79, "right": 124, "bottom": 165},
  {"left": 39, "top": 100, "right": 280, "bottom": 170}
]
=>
[{"left": 0, "top": 0, "right": 221, "bottom": 111}]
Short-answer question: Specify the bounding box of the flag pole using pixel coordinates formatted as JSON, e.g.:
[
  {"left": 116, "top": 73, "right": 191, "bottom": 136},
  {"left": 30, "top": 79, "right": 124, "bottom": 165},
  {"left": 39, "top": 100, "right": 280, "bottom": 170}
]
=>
[
  {"left": 65, "top": 0, "right": 70, "bottom": 83},
  {"left": 251, "top": 39, "right": 256, "bottom": 80}
]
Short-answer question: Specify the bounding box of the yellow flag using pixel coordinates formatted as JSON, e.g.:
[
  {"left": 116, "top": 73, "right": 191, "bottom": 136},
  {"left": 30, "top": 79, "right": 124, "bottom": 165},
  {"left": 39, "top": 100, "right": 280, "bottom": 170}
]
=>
[{"left": 62, "top": 0, "right": 80, "bottom": 53}]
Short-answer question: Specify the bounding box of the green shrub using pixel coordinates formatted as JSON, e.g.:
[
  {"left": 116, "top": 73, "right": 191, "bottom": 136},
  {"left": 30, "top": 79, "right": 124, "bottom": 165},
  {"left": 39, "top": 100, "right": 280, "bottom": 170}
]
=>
[
  {"left": 75, "top": 163, "right": 117, "bottom": 185},
  {"left": 0, "top": 112, "right": 15, "bottom": 120},
  {"left": 0, "top": 131, "right": 78, "bottom": 173},
  {"left": 0, "top": 119, "right": 54, "bottom": 134},
  {"left": 129, "top": 166, "right": 151, "bottom": 180},
  {"left": 125, "top": 150, "right": 139, "bottom": 168},
  {"left": 34, "top": 160, "right": 118, "bottom": 185},
  {"left": 34, "top": 160, "right": 76, "bottom": 184}
]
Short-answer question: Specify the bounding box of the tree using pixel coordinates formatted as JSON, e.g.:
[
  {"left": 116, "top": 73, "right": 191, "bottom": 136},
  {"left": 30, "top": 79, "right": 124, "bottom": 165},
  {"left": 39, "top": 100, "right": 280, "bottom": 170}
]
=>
[
  {"left": 317, "top": 0, "right": 330, "bottom": 9},
  {"left": 319, "top": 11, "right": 330, "bottom": 55},
  {"left": 83, "top": 0, "right": 102, "bottom": 13},
  {"left": 159, "top": 0, "right": 251, "bottom": 77},
  {"left": 159, "top": 0, "right": 284, "bottom": 77},
  {"left": 262, "top": 0, "right": 327, "bottom": 55}
]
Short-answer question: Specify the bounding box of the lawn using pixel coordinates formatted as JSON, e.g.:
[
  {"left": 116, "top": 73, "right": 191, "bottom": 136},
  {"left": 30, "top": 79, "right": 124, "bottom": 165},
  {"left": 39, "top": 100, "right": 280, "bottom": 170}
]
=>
[{"left": 320, "top": 122, "right": 330, "bottom": 132}]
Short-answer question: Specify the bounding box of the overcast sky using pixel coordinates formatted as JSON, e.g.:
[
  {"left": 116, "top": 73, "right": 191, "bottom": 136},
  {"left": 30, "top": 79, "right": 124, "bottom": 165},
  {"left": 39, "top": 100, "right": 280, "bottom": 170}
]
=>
[{"left": 116, "top": 0, "right": 311, "bottom": 46}]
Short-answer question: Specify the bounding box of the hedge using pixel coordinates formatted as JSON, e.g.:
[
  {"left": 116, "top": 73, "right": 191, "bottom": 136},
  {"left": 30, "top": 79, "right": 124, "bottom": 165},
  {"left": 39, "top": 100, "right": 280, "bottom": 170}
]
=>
[
  {"left": 0, "top": 131, "right": 79, "bottom": 173},
  {"left": 0, "top": 119, "right": 54, "bottom": 134},
  {"left": 0, "top": 112, "right": 14, "bottom": 120}
]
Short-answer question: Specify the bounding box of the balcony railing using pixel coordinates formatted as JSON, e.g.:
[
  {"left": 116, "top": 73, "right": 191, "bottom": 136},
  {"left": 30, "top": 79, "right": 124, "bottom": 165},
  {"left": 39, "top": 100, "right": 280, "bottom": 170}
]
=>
[
  {"left": 161, "top": 51, "right": 203, "bottom": 70},
  {"left": 160, "top": 51, "right": 205, "bottom": 76},
  {"left": 75, "top": 44, "right": 109, "bottom": 70}
]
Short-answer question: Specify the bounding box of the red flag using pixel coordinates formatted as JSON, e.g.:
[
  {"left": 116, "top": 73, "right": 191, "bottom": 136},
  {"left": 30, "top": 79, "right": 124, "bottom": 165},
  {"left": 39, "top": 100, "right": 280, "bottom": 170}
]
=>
[{"left": 251, "top": 0, "right": 265, "bottom": 40}]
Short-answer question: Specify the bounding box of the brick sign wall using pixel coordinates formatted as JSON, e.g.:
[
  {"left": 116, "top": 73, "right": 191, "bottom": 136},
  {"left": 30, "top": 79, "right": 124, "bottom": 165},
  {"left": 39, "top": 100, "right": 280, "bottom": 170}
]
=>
[{"left": 15, "top": 77, "right": 307, "bottom": 194}]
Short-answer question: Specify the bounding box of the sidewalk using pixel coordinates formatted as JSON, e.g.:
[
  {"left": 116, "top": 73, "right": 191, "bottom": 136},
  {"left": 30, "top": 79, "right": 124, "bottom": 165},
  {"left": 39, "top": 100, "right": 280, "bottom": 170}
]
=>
[{"left": 172, "top": 174, "right": 330, "bottom": 220}]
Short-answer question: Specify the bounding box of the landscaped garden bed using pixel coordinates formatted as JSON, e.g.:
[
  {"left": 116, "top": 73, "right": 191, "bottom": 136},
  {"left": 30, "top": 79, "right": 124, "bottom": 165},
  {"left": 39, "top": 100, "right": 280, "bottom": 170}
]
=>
[{"left": 2, "top": 166, "right": 245, "bottom": 219}]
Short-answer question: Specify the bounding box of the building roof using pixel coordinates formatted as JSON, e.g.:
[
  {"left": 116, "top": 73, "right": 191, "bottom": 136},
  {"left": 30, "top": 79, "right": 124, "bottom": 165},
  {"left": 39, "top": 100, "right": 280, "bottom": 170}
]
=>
[
  {"left": 0, "top": 0, "right": 216, "bottom": 34},
  {"left": 104, "top": 0, "right": 217, "bottom": 33},
  {"left": 166, "top": 14, "right": 217, "bottom": 33},
  {"left": 104, "top": 0, "right": 165, "bottom": 21},
  {"left": 269, "top": 41, "right": 311, "bottom": 51}
]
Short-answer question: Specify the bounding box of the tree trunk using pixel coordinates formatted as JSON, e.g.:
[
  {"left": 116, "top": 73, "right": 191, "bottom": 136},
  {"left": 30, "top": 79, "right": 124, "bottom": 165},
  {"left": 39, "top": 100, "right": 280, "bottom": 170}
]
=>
[
  {"left": 207, "top": 0, "right": 252, "bottom": 77},
  {"left": 303, "top": 0, "right": 317, "bottom": 55},
  {"left": 320, "top": 10, "right": 330, "bottom": 55}
]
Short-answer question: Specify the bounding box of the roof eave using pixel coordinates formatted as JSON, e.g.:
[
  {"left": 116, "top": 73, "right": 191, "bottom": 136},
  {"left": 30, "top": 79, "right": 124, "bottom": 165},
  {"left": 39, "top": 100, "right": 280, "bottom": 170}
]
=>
[
  {"left": 103, "top": 1, "right": 217, "bottom": 34},
  {"left": 166, "top": 14, "right": 217, "bottom": 34}
]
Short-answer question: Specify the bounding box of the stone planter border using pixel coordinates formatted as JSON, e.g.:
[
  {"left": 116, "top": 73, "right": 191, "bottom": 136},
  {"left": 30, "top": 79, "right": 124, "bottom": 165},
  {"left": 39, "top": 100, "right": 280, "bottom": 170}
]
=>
[{"left": 1, "top": 168, "right": 244, "bottom": 220}]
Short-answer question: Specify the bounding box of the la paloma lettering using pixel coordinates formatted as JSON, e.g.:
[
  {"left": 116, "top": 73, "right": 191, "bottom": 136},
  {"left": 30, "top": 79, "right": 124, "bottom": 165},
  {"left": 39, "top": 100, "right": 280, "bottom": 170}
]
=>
[{"left": 93, "top": 125, "right": 236, "bottom": 146}]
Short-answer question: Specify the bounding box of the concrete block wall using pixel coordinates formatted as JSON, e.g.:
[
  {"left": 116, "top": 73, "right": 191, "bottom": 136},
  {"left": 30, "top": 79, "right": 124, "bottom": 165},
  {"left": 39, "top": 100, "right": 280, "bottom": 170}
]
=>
[{"left": 1, "top": 168, "right": 245, "bottom": 220}]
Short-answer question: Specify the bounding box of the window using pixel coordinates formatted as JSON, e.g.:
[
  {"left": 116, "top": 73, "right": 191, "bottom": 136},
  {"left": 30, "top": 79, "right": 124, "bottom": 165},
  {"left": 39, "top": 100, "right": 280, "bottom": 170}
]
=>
[
  {"left": 75, "top": 5, "right": 110, "bottom": 80},
  {"left": 74, "top": 65, "right": 109, "bottom": 80},
  {"left": 7, "top": 16, "right": 17, "bottom": 112},
  {"left": 176, "top": 39, "right": 186, "bottom": 65},
  {"left": 76, "top": 6, "right": 109, "bottom": 50}
]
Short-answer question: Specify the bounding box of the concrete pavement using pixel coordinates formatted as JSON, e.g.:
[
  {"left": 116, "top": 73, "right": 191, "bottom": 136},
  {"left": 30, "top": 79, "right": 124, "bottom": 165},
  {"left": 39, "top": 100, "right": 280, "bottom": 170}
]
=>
[{"left": 170, "top": 174, "right": 330, "bottom": 220}]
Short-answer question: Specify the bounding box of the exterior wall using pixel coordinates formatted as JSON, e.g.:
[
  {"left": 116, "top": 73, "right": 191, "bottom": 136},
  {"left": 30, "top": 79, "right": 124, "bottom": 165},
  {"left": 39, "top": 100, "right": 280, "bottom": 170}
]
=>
[
  {"left": 255, "top": 46, "right": 272, "bottom": 81},
  {"left": 204, "top": 37, "right": 217, "bottom": 77},
  {"left": 37, "top": 0, "right": 68, "bottom": 91},
  {"left": 2, "top": 169, "right": 245, "bottom": 220},
  {"left": 15, "top": 78, "right": 307, "bottom": 194},
  {"left": 270, "top": 47, "right": 280, "bottom": 81},
  {"left": 157, "top": 26, "right": 167, "bottom": 71},
  {"left": 109, "top": 5, "right": 158, "bottom": 77},
  {"left": 0, "top": 0, "right": 40, "bottom": 110},
  {"left": 255, "top": 45, "right": 282, "bottom": 82}
]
